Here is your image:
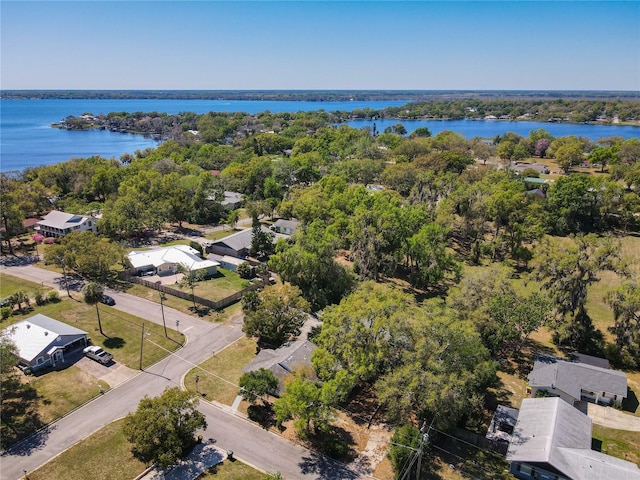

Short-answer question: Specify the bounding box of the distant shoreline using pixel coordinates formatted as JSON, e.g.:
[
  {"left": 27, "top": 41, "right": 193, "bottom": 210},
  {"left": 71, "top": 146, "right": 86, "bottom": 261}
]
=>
[{"left": 2, "top": 89, "right": 639, "bottom": 102}]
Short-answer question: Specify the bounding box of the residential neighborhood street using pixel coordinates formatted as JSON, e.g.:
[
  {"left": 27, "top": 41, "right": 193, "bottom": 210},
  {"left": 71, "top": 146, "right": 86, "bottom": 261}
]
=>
[{"left": 1, "top": 263, "right": 367, "bottom": 480}]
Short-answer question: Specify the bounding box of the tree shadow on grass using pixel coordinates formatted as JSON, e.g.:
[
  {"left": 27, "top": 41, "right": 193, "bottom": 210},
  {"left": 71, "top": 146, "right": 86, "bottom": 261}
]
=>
[
  {"left": 0, "top": 375, "right": 48, "bottom": 452},
  {"left": 103, "top": 337, "right": 126, "bottom": 349}
]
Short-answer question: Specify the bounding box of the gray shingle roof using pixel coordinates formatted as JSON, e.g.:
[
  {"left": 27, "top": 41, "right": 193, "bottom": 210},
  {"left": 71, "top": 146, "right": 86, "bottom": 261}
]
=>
[
  {"left": 212, "top": 226, "right": 288, "bottom": 253},
  {"left": 528, "top": 354, "right": 628, "bottom": 400},
  {"left": 508, "top": 398, "right": 640, "bottom": 480},
  {"left": 243, "top": 340, "right": 317, "bottom": 395}
]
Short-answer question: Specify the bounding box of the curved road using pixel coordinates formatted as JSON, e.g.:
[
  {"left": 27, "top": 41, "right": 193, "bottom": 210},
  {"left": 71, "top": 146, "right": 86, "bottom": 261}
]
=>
[{"left": 1, "top": 263, "right": 366, "bottom": 480}]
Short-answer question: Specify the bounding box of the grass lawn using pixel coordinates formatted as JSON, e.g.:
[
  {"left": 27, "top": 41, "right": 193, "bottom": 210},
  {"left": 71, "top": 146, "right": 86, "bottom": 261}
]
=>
[
  {"left": 7, "top": 296, "right": 183, "bottom": 370},
  {"left": 592, "top": 424, "right": 640, "bottom": 467},
  {"left": 185, "top": 336, "right": 257, "bottom": 406},
  {"left": 0, "top": 273, "right": 54, "bottom": 301},
  {"left": 28, "top": 419, "right": 147, "bottom": 480},
  {"left": 171, "top": 268, "right": 252, "bottom": 301},
  {"left": 203, "top": 228, "right": 241, "bottom": 241},
  {"left": 197, "top": 459, "right": 267, "bottom": 480},
  {"left": 28, "top": 366, "right": 109, "bottom": 424},
  {"left": 124, "top": 284, "right": 243, "bottom": 323}
]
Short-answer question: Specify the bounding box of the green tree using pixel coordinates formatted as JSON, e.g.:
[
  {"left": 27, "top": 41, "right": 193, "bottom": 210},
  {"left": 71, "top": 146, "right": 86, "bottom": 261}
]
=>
[
  {"left": 406, "top": 223, "right": 460, "bottom": 290},
  {"left": 178, "top": 267, "right": 206, "bottom": 311},
  {"left": 83, "top": 283, "right": 105, "bottom": 336},
  {"left": 242, "top": 282, "right": 310, "bottom": 347},
  {"left": 534, "top": 234, "right": 626, "bottom": 350},
  {"left": 239, "top": 368, "right": 279, "bottom": 403},
  {"left": 273, "top": 375, "right": 337, "bottom": 437},
  {"left": 605, "top": 281, "right": 640, "bottom": 368},
  {"left": 123, "top": 387, "right": 207, "bottom": 468},
  {"left": 225, "top": 209, "right": 241, "bottom": 230},
  {"left": 268, "top": 221, "right": 356, "bottom": 310},
  {"left": 388, "top": 424, "right": 422, "bottom": 479},
  {"left": 250, "top": 224, "right": 275, "bottom": 259}
]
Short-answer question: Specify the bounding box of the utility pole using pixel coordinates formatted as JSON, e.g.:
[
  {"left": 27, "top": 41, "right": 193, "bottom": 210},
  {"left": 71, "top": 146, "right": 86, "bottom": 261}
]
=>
[
  {"left": 139, "top": 323, "right": 145, "bottom": 370},
  {"left": 415, "top": 422, "right": 430, "bottom": 480},
  {"left": 159, "top": 292, "right": 167, "bottom": 337},
  {"left": 60, "top": 256, "right": 71, "bottom": 298}
]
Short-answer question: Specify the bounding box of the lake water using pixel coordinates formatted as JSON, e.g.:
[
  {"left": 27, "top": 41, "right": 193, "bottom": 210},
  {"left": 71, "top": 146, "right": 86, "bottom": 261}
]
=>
[
  {"left": 1, "top": 98, "right": 639, "bottom": 172},
  {"left": 344, "top": 118, "right": 640, "bottom": 142}
]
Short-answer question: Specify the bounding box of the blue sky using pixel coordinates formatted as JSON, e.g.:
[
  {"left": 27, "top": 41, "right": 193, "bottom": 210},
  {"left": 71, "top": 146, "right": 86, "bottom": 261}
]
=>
[{"left": 1, "top": 1, "right": 639, "bottom": 90}]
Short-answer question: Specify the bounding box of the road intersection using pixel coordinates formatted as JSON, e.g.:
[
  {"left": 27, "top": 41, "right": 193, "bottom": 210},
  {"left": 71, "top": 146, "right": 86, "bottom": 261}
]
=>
[{"left": 1, "top": 263, "right": 368, "bottom": 480}]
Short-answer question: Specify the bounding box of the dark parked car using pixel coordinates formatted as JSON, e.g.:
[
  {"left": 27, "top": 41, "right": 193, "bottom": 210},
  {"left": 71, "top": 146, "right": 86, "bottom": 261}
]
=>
[{"left": 101, "top": 294, "right": 115, "bottom": 306}]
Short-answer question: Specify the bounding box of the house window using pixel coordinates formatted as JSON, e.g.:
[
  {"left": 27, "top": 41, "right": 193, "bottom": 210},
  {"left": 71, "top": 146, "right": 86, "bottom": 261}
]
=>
[{"left": 36, "top": 357, "right": 44, "bottom": 364}]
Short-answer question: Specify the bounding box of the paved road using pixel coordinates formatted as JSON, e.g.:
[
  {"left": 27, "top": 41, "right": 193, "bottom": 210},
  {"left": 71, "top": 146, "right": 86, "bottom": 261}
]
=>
[{"left": 1, "top": 263, "right": 366, "bottom": 480}]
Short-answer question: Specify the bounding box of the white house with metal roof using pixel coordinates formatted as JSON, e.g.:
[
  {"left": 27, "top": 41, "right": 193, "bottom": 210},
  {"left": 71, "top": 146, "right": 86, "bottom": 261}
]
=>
[
  {"left": 34, "top": 210, "right": 98, "bottom": 238},
  {"left": 3, "top": 314, "right": 88, "bottom": 372},
  {"left": 127, "top": 245, "right": 220, "bottom": 277},
  {"left": 508, "top": 397, "right": 640, "bottom": 480},
  {"left": 527, "top": 354, "right": 628, "bottom": 406}
]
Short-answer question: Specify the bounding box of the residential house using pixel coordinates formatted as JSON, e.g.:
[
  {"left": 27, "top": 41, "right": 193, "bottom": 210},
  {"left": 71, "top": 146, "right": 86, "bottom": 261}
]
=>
[
  {"left": 270, "top": 219, "right": 300, "bottom": 236},
  {"left": 507, "top": 397, "right": 640, "bottom": 480},
  {"left": 34, "top": 210, "right": 98, "bottom": 238},
  {"left": 3, "top": 314, "right": 88, "bottom": 372},
  {"left": 242, "top": 340, "right": 317, "bottom": 396},
  {"left": 127, "top": 245, "right": 220, "bottom": 277},
  {"left": 512, "top": 163, "right": 550, "bottom": 175},
  {"left": 527, "top": 354, "right": 628, "bottom": 406},
  {"left": 221, "top": 191, "right": 244, "bottom": 210},
  {"left": 206, "top": 227, "right": 288, "bottom": 258}
]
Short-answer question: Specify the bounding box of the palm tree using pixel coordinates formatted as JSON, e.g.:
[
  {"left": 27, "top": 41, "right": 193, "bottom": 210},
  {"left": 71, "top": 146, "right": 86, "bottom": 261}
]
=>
[
  {"left": 226, "top": 210, "right": 240, "bottom": 230},
  {"left": 83, "top": 283, "right": 105, "bottom": 336}
]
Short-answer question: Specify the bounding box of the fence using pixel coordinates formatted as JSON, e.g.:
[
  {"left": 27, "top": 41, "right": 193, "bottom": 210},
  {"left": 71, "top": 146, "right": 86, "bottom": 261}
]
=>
[{"left": 125, "top": 275, "right": 262, "bottom": 310}]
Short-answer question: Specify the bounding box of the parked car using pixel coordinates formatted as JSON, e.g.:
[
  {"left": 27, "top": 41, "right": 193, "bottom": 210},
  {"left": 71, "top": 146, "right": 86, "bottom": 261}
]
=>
[
  {"left": 83, "top": 345, "right": 113, "bottom": 364},
  {"left": 101, "top": 294, "right": 115, "bottom": 306}
]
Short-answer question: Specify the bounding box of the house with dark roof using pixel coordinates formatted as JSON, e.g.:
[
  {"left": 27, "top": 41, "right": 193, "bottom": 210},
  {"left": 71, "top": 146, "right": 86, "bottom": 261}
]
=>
[
  {"left": 206, "top": 227, "right": 288, "bottom": 258},
  {"left": 486, "top": 405, "right": 519, "bottom": 445},
  {"left": 3, "top": 314, "right": 88, "bottom": 372},
  {"left": 242, "top": 340, "right": 317, "bottom": 396},
  {"left": 35, "top": 211, "right": 97, "bottom": 238},
  {"left": 527, "top": 354, "right": 627, "bottom": 406},
  {"left": 507, "top": 397, "right": 640, "bottom": 480}
]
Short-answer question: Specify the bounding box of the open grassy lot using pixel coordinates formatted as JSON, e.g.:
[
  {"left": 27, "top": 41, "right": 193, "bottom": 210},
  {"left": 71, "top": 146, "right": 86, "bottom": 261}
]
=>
[
  {"left": 170, "top": 268, "right": 252, "bottom": 301},
  {"left": 185, "top": 336, "right": 257, "bottom": 406},
  {"left": 124, "top": 284, "right": 243, "bottom": 323},
  {"left": 0, "top": 273, "right": 55, "bottom": 300},
  {"left": 28, "top": 366, "right": 108, "bottom": 424},
  {"left": 196, "top": 459, "right": 267, "bottom": 480},
  {"left": 6, "top": 294, "right": 183, "bottom": 370},
  {"left": 28, "top": 419, "right": 147, "bottom": 480},
  {"left": 203, "top": 228, "right": 240, "bottom": 241},
  {"left": 592, "top": 424, "right": 640, "bottom": 467}
]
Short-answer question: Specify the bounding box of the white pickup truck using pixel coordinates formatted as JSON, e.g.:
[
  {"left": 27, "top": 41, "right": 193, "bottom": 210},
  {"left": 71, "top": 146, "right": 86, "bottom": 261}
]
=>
[{"left": 83, "top": 345, "right": 113, "bottom": 364}]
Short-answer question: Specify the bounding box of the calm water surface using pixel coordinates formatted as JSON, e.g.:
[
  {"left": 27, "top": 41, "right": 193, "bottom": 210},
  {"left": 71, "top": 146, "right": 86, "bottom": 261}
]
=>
[{"left": 2, "top": 98, "right": 639, "bottom": 172}]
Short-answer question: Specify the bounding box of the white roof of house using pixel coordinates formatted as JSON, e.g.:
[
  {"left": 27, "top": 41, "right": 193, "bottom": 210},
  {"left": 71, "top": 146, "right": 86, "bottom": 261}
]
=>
[
  {"left": 508, "top": 398, "right": 640, "bottom": 480},
  {"left": 220, "top": 255, "right": 248, "bottom": 266},
  {"left": 127, "top": 245, "right": 220, "bottom": 272},
  {"left": 36, "top": 210, "right": 92, "bottom": 229},
  {"left": 3, "top": 314, "right": 87, "bottom": 363}
]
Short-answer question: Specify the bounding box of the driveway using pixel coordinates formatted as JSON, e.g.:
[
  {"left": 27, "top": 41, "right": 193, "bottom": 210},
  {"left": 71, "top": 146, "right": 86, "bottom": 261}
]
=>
[{"left": 587, "top": 403, "right": 640, "bottom": 431}]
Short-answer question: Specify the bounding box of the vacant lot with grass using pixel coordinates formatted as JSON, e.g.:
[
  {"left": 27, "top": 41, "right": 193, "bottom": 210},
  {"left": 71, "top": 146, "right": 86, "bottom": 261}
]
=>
[
  {"left": 0, "top": 274, "right": 55, "bottom": 301},
  {"left": 185, "top": 336, "right": 257, "bottom": 405}
]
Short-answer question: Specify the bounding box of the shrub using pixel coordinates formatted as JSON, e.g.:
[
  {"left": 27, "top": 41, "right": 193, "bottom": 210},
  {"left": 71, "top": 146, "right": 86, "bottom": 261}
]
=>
[
  {"left": 48, "top": 291, "right": 60, "bottom": 303},
  {"left": 1, "top": 307, "right": 12, "bottom": 320},
  {"left": 35, "top": 292, "right": 46, "bottom": 306},
  {"left": 189, "top": 241, "right": 204, "bottom": 257},
  {"left": 237, "top": 262, "right": 253, "bottom": 279}
]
